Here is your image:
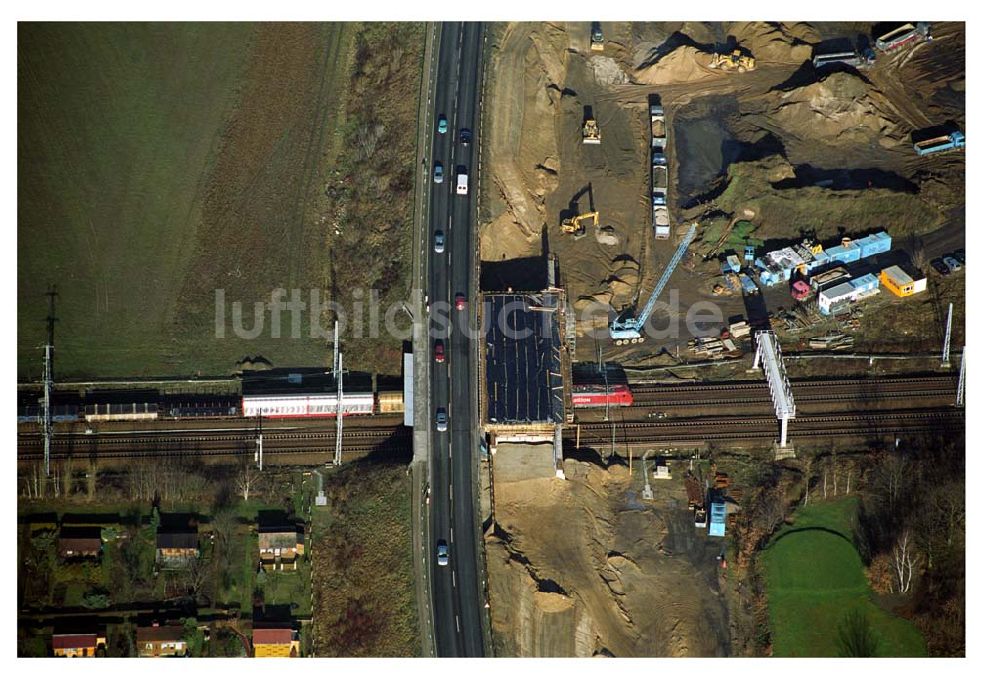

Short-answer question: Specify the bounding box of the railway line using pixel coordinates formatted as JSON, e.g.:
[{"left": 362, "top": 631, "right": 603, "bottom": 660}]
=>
[{"left": 569, "top": 408, "right": 963, "bottom": 448}]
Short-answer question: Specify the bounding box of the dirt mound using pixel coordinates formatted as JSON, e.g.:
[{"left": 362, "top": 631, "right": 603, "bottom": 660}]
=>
[
  {"left": 725, "top": 22, "right": 816, "bottom": 65},
  {"left": 768, "top": 71, "right": 901, "bottom": 146},
  {"left": 633, "top": 44, "right": 719, "bottom": 85},
  {"left": 589, "top": 55, "right": 629, "bottom": 86}
]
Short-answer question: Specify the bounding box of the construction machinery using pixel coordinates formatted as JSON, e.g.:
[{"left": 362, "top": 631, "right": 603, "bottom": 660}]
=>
[
  {"left": 561, "top": 211, "right": 598, "bottom": 239},
  {"left": 609, "top": 223, "right": 698, "bottom": 343},
  {"left": 590, "top": 24, "right": 605, "bottom": 51},
  {"left": 913, "top": 131, "right": 965, "bottom": 156},
  {"left": 708, "top": 49, "right": 756, "bottom": 73},
  {"left": 582, "top": 116, "right": 601, "bottom": 144}
]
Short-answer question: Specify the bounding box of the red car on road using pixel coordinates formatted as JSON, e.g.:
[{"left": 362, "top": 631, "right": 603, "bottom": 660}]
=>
[
  {"left": 434, "top": 340, "right": 445, "bottom": 363},
  {"left": 455, "top": 293, "right": 466, "bottom": 311}
]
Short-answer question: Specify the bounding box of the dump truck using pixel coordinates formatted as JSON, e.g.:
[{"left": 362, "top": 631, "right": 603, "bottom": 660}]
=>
[
  {"left": 652, "top": 165, "right": 668, "bottom": 206},
  {"left": 709, "top": 49, "right": 756, "bottom": 72},
  {"left": 591, "top": 26, "right": 604, "bottom": 51},
  {"left": 875, "top": 22, "right": 931, "bottom": 52},
  {"left": 582, "top": 116, "right": 601, "bottom": 144},
  {"left": 684, "top": 473, "right": 704, "bottom": 510},
  {"left": 812, "top": 48, "right": 876, "bottom": 69},
  {"left": 914, "top": 131, "right": 965, "bottom": 156},
  {"left": 650, "top": 104, "right": 666, "bottom": 149},
  {"left": 653, "top": 206, "right": 670, "bottom": 239}
]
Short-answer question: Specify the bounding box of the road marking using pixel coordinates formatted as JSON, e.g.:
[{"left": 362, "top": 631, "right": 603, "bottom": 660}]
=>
[
  {"left": 455, "top": 615, "right": 461, "bottom": 633},
  {"left": 452, "top": 571, "right": 457, "bottom": 587}
]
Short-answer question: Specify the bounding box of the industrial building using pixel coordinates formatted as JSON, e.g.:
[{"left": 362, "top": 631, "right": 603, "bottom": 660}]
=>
[
  {"left": 755, "top": 231, "right": 892, "bottom": 287},
  {"left": 817, "top": 273, "right": 880, "bottom": 315},
  {"left": 880, "top": 265, "right": 927, "bottom": 297}
]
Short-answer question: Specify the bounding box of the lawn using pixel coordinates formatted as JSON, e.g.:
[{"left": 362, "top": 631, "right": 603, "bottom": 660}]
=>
[
  {"left": 762, "top": 497, "right": 926, "bottom": 657},
  {"left": 18, "top": 23, "right": 349, "bottom": 379}
]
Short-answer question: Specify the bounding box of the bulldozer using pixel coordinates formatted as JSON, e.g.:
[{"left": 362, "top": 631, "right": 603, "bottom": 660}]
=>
[
  {"left": 708, "top": 48, "right": 756, "bottom": 73},
  {"left": 561, "top": 211, "right": 598, "bottom": 239},
  {"left": 582, "top": 116, "right": 601, "bottom": 144}
]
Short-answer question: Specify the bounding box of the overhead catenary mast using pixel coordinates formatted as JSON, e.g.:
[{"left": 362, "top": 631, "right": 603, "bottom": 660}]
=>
[
  {"left": 42, "top": 287, "right": 58, "bottom": 477},
  {"left": 941, "top": 302, "right": 953, "bottom": 367}
]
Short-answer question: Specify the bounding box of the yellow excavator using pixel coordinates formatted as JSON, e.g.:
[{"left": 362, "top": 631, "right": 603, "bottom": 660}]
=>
[
  {"left": 582, "top": 117, "right": 601, "bottom": 144},
  {"left": 562, "top": 211, "right": 598, "bottom": 239},
  {"left": 708, "top": 48, "right": 756, "bottom": 73}
]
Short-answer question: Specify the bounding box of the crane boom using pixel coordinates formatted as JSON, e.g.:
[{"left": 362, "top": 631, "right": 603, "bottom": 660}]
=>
[{"left": 609, "top": 224, "right": 697, "bottom": 341}]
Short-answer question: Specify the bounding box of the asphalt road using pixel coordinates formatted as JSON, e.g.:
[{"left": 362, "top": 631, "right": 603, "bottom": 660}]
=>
[{"left": 425, "top": 21, "right": 486, "bottom": 658}]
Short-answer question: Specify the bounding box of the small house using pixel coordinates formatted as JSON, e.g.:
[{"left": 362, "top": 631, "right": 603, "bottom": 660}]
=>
[
  {"left": 258, "top": 524, "right": 305, "bottom": 571},
  {"left": 155, "top": 529, "right": 199, "bottom": 567},
  {"left": 52, "top": 633, "right": 105, "bottom": 658},
  {"left": 58, "top": 526, "right": 102, "bottom": 560},
  {"left": 136, "top": 624, "right": 187, "bottom": 657},
  {"left": 252, "top": 628, "right": 299, "bottom": 658}
]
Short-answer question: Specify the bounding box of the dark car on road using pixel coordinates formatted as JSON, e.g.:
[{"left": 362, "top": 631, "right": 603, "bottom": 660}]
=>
[
  {"left": 459, "top": 128, "right": 472, "bottom": 145},
  {"left": 930, "top": 258, "right": 950, "bottom": 276}
]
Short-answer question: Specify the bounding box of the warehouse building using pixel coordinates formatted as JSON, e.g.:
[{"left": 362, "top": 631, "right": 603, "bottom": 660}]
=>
[
  {"left": 880, "top": 265, "right": 927, "bottom": 297},
  {"left": 818, "top": 273, "right": 880, "bottom": 315}
]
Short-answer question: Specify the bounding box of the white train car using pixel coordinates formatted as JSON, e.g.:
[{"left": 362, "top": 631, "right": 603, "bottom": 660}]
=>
[{"left": 242, "top": 393, "right": 375, "bottom": 419}]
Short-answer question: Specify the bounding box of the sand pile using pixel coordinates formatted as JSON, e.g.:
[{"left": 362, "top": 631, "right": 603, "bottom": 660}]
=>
[
  {"left": 633, "top": 45, "right": 719, "bottom": 85},
  {"left": 769, "top": 71, "right": 900, "bottom": 145}
]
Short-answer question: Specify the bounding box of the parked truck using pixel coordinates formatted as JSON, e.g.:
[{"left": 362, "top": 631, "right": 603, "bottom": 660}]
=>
[
  {"left": 875, "top": 22, "right": 931, "bottom": 52},
  {"left": 650, "top": 104, "right": 666, "bottom": 149},
  {"left": 913, "top": 131, "right": 965, "bottom": 156},
  {"left": 651, "top": 165, "right": 668, "bottom": 206},
  {"left": 812, "top": 48, "right": 876, "bottom": 69},
  {"left": 653, "top": 206, "right": 670, "bottom": 239}
]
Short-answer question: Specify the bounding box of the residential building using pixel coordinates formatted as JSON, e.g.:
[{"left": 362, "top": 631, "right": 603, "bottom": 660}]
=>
[
  {"left": 58, "top": 526, "right": 102, "bottom": 560},
  {"left": 155, "top": 529, "right": 199, "bottom": 567},
  {"left": 136, "top": 624, "right": 187, "bottom": 657},
  {"left": 52, "top": 633, "right": 105, "bottom": 657},
  {"left": 258, "top": 523, "right": 305, "bottom": 571},
  {"left": 252, "top": 628, "right": 299, "bottom": 658}
]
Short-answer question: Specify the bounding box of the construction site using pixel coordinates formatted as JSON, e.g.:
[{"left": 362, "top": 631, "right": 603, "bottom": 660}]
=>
[{"left": 478, "top": 21, "right": 965, "bottom": 657}]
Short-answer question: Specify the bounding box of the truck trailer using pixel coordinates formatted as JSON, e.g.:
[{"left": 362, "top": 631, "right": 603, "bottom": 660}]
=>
[
  {"left": 913, "top": 131, "right": 965, "bottom": 156},
  {"left": 650, "top": 105, "right": 666, "bottom": 149},
  {"left": 875, "top": 22, "right": 931, "bottom": 52},
  {"left": 812, "top": 48, "right": 876, "bottom": 69}
]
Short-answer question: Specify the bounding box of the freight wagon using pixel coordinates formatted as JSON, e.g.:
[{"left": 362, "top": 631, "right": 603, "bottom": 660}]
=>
[
  {"left": 570, "top": 383, "right": 634, "bottom": 408},
  {"left": 875, "top": 22, "right": 930, "bottom": 52}
]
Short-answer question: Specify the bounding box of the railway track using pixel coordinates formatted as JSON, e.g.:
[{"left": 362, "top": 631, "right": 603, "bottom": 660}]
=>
[
  {"left": 628, "top": 387, "right": 957, "bottom": 409},
  {"left": 629, "top": 375, "right": 956, "bottom": 397},
  {"left": 570, "top": 408, "right": 964, "bottom": 447}
]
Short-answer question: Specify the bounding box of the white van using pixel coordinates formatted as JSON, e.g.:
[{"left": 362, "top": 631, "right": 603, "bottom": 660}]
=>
[{"left": 456, "top": 169, "right": 468, "bottom": 195}]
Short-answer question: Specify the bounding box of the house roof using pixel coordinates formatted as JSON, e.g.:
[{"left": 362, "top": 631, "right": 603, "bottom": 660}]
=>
[
  {"left": 253, "top": 628, "right": 294, "bottom": 645},
  {"left": 156, "top": 532, "right": 199, "bottom": 549},
  {"left": 52, "top": 634, "right": 98, "bottom": 649},
  {"left": 136, "top": 625, "right": 186, "bottom": 643},
  {"left": 58, "top": 537, "right": 102, "bottom": 552}
]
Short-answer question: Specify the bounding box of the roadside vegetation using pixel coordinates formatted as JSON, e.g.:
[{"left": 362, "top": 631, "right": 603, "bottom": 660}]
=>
[
  {"left": 323, "top": 22, "right": 425, "bottom": 375},
  {"left": 311, "top": 460, "right": 419, "bottom": 656}
]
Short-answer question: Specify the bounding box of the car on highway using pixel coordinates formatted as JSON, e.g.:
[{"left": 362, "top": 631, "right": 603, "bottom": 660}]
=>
[
  {"left": 436, "top": 407, "right": 448, "bottom": 432},
  {"left": 434, "top": 340, "right": 445, "bottom": 363},
  {"left": 433, "top": 161, "right": 444, "bottom": 184},
  {"left": 930, "top": 258, "right": 950, "bottom": 276},
  {"left": 456, "top": 166, "right": 468, "bottom": 195},
  {"left": 455, "top": 292, "right": 466, "bottom": 311},
  {"left": 943, "top": 256, "right": 962, "bottom": 272},
  {"left": 437, "top": 114, "right": 448, "bottom": 134},
  {"left": 459, "top": 128, "right": 472, "bottom": 145},
  {"left": 434, "top": 230, "right": 445, "bottom": 254},
  {"left": 436, "top": 540, "right": 449, "bottom": 566}
]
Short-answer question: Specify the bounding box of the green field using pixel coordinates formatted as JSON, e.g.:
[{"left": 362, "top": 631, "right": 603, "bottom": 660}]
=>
[
  {"left": 18, "top": 23, "right": 347, "bottom": 379},
  {"left": 762, "top": 497, "right": 926, "bottom": 657}
]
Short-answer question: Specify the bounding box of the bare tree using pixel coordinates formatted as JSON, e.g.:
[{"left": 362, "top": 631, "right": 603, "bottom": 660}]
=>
[
  {"left": 892, "top": 530, "right": 919, "bottom": 594},
  {"left": 236, "top": 455, "right": 259, "bottom": 502},
  {"left": 801, "top": 455, "right": 814, "bottom": 505}
]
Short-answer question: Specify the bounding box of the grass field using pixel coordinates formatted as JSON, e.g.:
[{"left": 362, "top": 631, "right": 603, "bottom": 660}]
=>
[
  {"left": 18, "top": 23, "right": 352, "bottom": 379},
  {"left": 762, "top": 497, "right": 926, "bottom": 657}
]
